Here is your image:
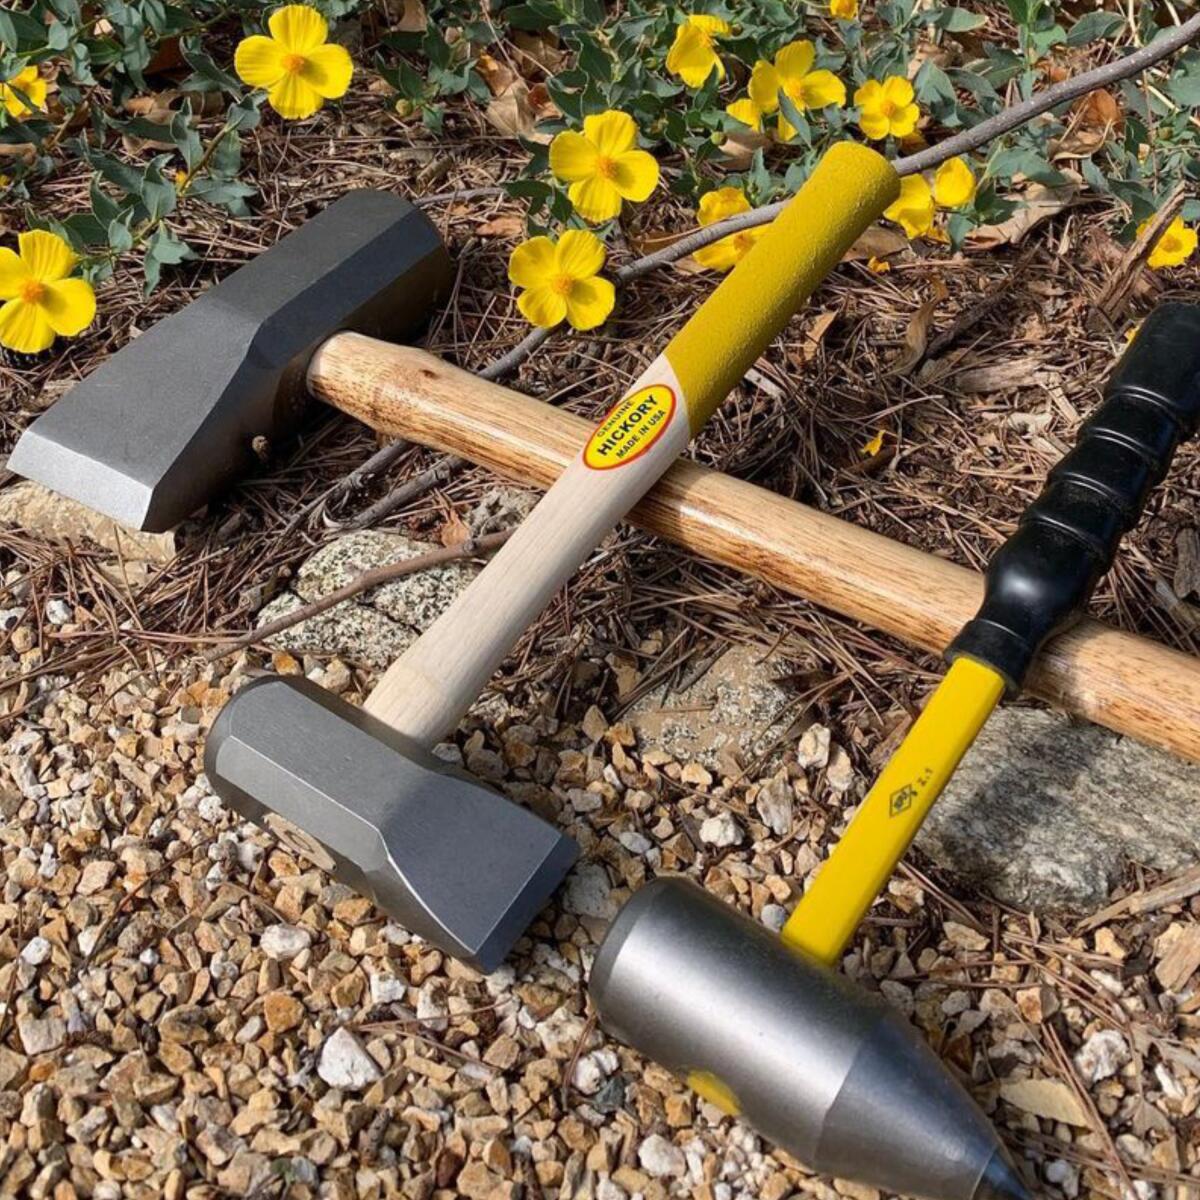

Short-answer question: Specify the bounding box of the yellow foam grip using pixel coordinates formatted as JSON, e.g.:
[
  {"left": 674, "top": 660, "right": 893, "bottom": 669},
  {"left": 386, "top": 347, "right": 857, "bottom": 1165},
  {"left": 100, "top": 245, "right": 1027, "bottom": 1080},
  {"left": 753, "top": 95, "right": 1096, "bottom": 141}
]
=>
[
  {"left": 782, "top": 657, "right": 1007, "bottom": 965},
  {"left": 665, "top": 142, "right": 899, "bottom": 433}
]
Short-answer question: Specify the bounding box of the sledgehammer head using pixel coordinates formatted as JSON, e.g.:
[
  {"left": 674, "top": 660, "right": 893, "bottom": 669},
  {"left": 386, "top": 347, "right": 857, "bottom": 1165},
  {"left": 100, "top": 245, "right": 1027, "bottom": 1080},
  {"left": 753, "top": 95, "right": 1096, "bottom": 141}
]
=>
[
  {"left": 9, "top": 190, "right": 450, "bottom": 531},
  {"left": 591, "top": 879, "right": 1028, "bottom": 1200},
  {"left": 204, "top": 676, "right": 577, "bottom": 971}
]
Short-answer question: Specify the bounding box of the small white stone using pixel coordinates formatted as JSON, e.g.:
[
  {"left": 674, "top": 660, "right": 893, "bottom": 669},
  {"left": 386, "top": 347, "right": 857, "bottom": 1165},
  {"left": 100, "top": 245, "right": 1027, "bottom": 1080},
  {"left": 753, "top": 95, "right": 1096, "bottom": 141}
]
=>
[
  {"left": 563, "top": 861, "right": 617, "bottom": 920},
  {"left": 317, "top": 1027, "right": 382, "bottom": 1091},
  {"left": 1044, "top": 1160, "right": 1079, "bottom": 1200},
  {"left": 45, "top": 599, "right": 72, "bottom": 626},
  {"left": 699, "top": 812, "right": 742, "bottom": 848},
  {"left": 760, "top": 904, "right": 788, "bottom": 932},
  {"left": 638, "top": 1133, "right": 685, "bottom": 1178},
  {"left": 1074, "top": 1028, "right": 1129, "bottom": 1084},
  {"left": 825, "top": 744, "right": 855, "bottom": 793},
  {"left": 20, "top": 937, "right": 51, "bottom": 966},
  {"left": 369, "top": 971, "right": 407, "bottom": 1005},
  {"left": 17, "top": 1014, "right": 65, "bottom": 1055},
  {"left": 797, "top": 724, "right": 831, "bottom": 769},
  {"left": 616, "top": 830, "right": 652, "bottom": 855},
  {"left": 260, "top": 924, "right": 312, "bottom": 961},
  {"left": 571, "top": 1048, "right": 618, "bottom": 1095}
]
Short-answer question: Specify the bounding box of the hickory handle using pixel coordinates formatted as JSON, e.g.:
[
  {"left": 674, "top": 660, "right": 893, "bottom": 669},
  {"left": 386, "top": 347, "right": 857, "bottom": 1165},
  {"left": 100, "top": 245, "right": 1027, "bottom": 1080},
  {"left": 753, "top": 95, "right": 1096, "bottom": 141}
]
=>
[{"left": 358, "top": 142, "right": 900, "bottom": 747}]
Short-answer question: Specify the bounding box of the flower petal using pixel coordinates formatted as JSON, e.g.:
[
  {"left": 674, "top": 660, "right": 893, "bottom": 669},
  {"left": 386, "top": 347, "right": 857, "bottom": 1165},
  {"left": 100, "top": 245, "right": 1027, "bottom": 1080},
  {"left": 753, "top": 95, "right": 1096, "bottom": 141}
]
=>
[
  {"left": 517, "top": 285, "right": 567, "bottom": 329},
  {"left": 300, "top": 42, "right": 353, "bottom": 98},
  {"left": 582, "top": 110, "right": 637, "bottom": 157},
  {"left": 0, "top": 298, "right": 55, "bottom": 354},
  {"left": 564, "top": 276, "right": 615, "bottom": 330},
  {"left": 508, "top": 237, "right": 559, "bottom": 288},
  {"left": 235, "top": 35, "right": 287, "bottom": 89},
  {"left": 748, "top": 60, "right": 781, "bottom": 113},
  {"left": 853, "top": 79, "right": 882, "bottom": 108},
  {"left": 889, "top": 102, "right": 920, "bottom": 138},
  {"left": 268, "top": 4, "right": 329, "bottom": 53},
  {"left": 697, "top": 186, "right": 750, "bottom": 227},
  {"left": 688, "top": 14, "right": 731, "bottom": 35},
  {"left": 774, "top": 40, "right": 815, "bottom": 86},
  {"left": 549, "top": 130, "right": 599, "bottom": 183},
  {"left": 268, "top": 73, "right": 325, "bottom": 120},
  {"left": 611, "top": 149, "right": 659, "bottom": 203},
  {"left": 798, "top": 69, "right": 846, "bottom": 109},
  {"left": 568, "top": 176, "right": 623, "bottom": 223},
  {"left": 19, "top": 230, "right": 76, "bottom": 283},
  {"left": 554, "top": 229, "right": 606, "bottom": 279},
  {"left": 933, "top": 157, "right": 976, "bottom": 208},
  {"left": 857, "top": 109, "right": 890, "bottom": 140},
  {"left": 667, "top": 24, "right": 721, "bottom": 88},
  {"left": 694, "top": 236, "right": 742, "bottom": 272},
  {"left": 777, "top": 112, "right": 797, "bottom": 143},
  {"left": 40, "top": 278, "right": 96, "bottom": 337},
  {"left": 725, "top": 98, "right": 762, "bottom": 130},
  {"left": 0, "top": 247, "right": 32, "bottom": 299},
  {"left": 883, "top": 76, "right": 914, "bottom": 107}
]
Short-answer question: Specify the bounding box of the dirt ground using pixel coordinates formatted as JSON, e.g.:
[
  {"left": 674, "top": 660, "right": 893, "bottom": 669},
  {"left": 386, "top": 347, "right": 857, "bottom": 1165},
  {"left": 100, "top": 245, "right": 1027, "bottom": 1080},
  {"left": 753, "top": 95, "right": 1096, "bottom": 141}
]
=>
[{"left": 2, "top": 78, "right": 1200, "bottom": 1200}]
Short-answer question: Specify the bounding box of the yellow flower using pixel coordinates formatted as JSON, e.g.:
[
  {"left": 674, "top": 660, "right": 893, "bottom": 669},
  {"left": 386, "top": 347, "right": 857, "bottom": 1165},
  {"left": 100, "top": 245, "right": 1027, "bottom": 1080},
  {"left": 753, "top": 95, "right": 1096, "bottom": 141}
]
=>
[
  {"left": 509, "top": 230, "right": 615, "bottom": 330},
  {"left": 725, "top": 97, "right": 763, "bottom": 130},
  {"left": 693, "top": 188, "right": 764, "bottom": 272},
  {"left": 0, "top": 231, "right": 96, "bottom": 355},
  {"left": 549, "top": 111, "right": 659, "bottom": 223},
  {"left": 831, "top": 0, "right": 859, "bottom": 17},
  {"left": 234, "top": 5, "right": 353, "bottom": 121},
  {"left": 855, "top": 76, "right": 919, "bottom": 141},
  {"left": 0, "top": 66, "right": 48, "bottom": 118},
  {"left": 932, "top": 156, "right": 976, "bottom": 208},
  {"left": 748, "top": 42, "right": 846, "bottom": 142},
  {"left": 666, "top": 15, "right": 732, "bottom": 89},
  {"left": 883, "top": 175, "right": 935, "bottom": 239},
  {"left": 1138, "top": 215, "right": 1198, "bottom": 270}
]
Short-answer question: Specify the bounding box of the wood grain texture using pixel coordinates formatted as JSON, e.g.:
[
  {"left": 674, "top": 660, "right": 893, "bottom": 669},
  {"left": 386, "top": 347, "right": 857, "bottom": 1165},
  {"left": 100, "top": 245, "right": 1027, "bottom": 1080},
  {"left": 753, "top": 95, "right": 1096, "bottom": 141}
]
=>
[{"left": 309, "top": 334, "right": 1200, "bottom": 765}]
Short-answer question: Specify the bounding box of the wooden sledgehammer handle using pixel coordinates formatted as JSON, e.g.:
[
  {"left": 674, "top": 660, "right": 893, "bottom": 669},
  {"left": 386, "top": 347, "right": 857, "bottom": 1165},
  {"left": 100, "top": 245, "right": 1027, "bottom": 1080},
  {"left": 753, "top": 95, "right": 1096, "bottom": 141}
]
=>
[{"left": 309, "top": 334, "right": 1200, "bottom": 767}]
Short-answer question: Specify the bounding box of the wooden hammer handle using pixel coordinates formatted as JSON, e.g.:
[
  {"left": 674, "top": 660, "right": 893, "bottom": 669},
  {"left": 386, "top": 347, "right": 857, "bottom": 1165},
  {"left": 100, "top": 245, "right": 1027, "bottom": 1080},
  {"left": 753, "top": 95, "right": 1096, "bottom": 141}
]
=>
[
  {"left": 309, "top": 335, "right": 1200, "bottom": 766},
  {"left": 342, "top": 144, "right": 898, "bottom": 746}
]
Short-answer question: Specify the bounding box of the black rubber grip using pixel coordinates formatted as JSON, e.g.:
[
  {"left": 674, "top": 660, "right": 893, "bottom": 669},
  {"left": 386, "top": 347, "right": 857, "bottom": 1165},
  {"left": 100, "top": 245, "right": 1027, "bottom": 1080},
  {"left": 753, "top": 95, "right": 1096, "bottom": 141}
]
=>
[{"left": 947, "top": 302, "right": 1200, "bottom": 693}]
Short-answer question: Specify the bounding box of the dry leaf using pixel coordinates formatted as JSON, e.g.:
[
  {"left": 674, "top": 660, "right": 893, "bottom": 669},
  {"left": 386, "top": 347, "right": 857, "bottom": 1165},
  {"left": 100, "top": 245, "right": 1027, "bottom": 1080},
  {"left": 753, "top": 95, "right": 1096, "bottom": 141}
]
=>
[
  {"left": 718, "top": 128, "right": 770, "bottom": 170},
  {"left": 485, "top": 81, "right": 551, "bottom": 143},
  {"left": 1174, "top": 529, "right": 1200, "bottom": 600},
  {"left": 953, "top": 359, "right": 1056, "bottom": 393},
  {"left": 475, "top": 214, "right": 524, "bottom": 238},
  {"left": 394, "top": 0, "right": 427, "bottom": 33},
  {"left": 476, "top": 53, "right": 518, "bottom": 96},
  {"left": 791, "top": 309, "right": 838, "bottom": 366},
  {"left": 967, "top": 179, "right": 1081, "bottom": 249},
  {"left": 889, "top": 278, "right": 948, "bottom": 375},
  {"left": 0, "top": 481, "right": 177, "bottom": 564},
  {"left": 438, "top": 511, "right": 472, "bottom": 547},
  {"left": 512, "top": 31, "right": 566, "bottom": 74},
  {"left": 1000, "top": 1078, "right": 1088, "bottom": 1126},
  {"left": 843, "top": 224, "right": 909, "bottom": 262}
]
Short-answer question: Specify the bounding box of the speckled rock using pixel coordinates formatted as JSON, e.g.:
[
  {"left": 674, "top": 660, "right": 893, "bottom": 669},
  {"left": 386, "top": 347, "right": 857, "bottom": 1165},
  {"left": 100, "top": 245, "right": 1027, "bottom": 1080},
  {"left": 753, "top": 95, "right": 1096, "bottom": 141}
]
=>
[
  {"left": 918, "top": 707, "right": 1200, "bottom": 912},
  {"left": 256, "top": 531, "right": 479, "bottom": 668}
]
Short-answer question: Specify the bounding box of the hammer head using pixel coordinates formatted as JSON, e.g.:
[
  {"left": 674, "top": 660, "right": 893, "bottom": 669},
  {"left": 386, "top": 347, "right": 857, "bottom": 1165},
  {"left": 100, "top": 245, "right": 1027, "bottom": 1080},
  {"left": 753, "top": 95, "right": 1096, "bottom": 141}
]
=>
[
  {"left": 9, "top": 191, "right": 451, "bottom": 532},
  {"left": 591, "top": 879, "right": 1028, "bottom": 1200},
  {"left": 204, "top": 676, "right": 578, "bottom": 972}
]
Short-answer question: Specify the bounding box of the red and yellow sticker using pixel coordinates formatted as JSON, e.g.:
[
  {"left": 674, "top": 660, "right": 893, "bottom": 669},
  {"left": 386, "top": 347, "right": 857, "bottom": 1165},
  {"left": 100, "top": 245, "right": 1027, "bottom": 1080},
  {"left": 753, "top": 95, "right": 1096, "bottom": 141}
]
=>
[{"left": 583, "top": 384, "right": 677, "bottom": 470}]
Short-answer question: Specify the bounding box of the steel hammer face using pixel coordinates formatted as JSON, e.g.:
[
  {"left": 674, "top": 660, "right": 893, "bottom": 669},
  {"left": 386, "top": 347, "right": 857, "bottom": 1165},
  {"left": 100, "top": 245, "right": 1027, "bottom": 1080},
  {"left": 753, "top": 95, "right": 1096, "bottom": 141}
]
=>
[
  {"left": 9, "top": 190, "right": 451, "bottom": 531},
  {"left": 590, "top": 879, "right": 1026, "bottom": 1200},
  {"left": 205, "top": 676, "right": 578, "bottom": 972}
]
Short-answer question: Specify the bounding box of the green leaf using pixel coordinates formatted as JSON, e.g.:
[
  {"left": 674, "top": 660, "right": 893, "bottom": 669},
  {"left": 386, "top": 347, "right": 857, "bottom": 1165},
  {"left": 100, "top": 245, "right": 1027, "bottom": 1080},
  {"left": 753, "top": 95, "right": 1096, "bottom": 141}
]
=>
[
  {"left": 143, "top": 227, "right": 193, "bottom": 294},
  {"left": 180, "top": 38, "right": 242, "bottom": 94},
  {"left": 1165, "top": 53, "right": 1200, "bottom": 108},
  {"left": 1065, "top": 11, "right": 1125, "bottom": 46},
  {"left": 930, "top": 8, "right": 988, "bottom": 33},
  {"left": 107, "top": 218, "right": 133, "bottom": 253}
]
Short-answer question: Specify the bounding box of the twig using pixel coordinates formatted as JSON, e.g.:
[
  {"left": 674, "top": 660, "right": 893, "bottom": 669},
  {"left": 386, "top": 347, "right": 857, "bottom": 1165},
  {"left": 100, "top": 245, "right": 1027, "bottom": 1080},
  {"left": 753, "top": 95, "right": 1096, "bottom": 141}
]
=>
[
  {"left": 202, "top": 530, "right": 512, "bottom": 661},
  {"left": 332, "top": 454, "right": 462, "bottom": 531},
  {"left": 1090, "top": 181, "right": 1187, "bottom": 327}
]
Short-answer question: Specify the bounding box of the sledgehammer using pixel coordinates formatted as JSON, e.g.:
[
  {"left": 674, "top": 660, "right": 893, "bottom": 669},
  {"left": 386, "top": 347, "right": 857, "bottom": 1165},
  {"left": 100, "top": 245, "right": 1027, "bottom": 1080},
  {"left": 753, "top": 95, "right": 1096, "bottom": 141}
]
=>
[
  {"left": 9, "top": 145, "right": 899, "bottom": 973},
  {"left": 590, "top": 303, "right": 1200, "bottom": 1200}
]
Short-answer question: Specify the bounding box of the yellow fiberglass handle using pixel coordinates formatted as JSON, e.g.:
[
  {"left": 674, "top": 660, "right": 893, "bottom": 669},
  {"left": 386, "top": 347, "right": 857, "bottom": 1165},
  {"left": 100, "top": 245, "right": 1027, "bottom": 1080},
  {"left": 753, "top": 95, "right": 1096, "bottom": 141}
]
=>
[
  {"left": 665, "top": 141, "right": 898, "bottom": 434},
  {"left": 782, "top": 656, "right": 1007, "bottom": 966}
]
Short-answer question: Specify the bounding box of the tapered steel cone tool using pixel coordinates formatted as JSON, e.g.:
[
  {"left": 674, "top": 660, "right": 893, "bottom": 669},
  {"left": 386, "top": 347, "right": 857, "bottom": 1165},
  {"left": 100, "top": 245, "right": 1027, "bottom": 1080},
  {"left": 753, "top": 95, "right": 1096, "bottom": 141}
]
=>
[{"left": 591, "top": 302, "right": 1200, "bottom": 1200}]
